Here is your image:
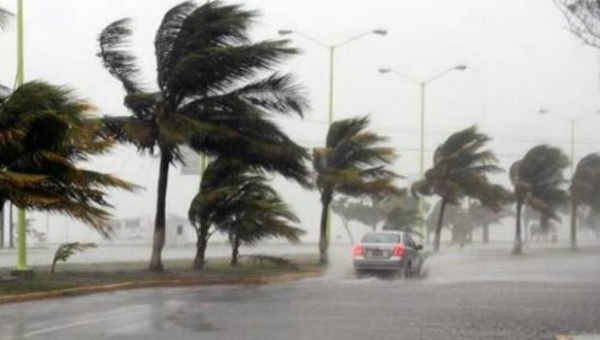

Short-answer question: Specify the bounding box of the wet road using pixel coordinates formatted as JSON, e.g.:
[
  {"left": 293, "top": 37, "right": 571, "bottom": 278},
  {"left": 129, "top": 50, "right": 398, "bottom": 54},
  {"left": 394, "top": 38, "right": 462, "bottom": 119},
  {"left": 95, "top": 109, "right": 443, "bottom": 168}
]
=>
[{"left": 1, "top": 246, "right": 600, "bottom": 340}]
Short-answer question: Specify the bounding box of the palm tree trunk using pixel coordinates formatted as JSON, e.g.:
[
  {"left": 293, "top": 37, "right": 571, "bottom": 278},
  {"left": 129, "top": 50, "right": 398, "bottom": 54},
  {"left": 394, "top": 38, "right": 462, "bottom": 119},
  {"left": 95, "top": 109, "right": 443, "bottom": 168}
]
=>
[
  {"left": 194, "top": 236, "right": 208, "bottom": 269},
  {"left": 570, "top": 200, "right": 578, "bottom": 250},
  {"left": 318, "top": 191, "right": 332, "bottom": 265},
  {"left": 342, "top": 220, "right": 354, "bottom": 243},
  {"left": 482, "top": 223, "right": 489, "bottom": 244},
  {"left": 193, "top": 220, "right": 210, "bottom": 270},
  {"left": 149, "top": 151, "right": 171, "bottom": 272},
  {"left": 230, "top": 233, "right": 240, "bottom": 266},
  {"left": 513, "top": 202, "right": 523, "bottom": 255},
  {"left": 433, "top": 199, "right": 447, "bottom": 252}
]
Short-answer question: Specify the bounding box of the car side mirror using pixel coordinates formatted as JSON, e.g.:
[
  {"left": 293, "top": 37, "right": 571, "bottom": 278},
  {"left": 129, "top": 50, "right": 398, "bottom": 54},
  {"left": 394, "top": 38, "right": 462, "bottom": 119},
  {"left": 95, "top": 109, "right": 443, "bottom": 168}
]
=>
[{"left": 415, "top": 245, "right": 423, "bottom": 251}]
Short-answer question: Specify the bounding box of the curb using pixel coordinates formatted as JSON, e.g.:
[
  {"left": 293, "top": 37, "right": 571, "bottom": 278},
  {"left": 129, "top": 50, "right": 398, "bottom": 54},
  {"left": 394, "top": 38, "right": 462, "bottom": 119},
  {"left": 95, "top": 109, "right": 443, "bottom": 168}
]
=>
[{"left": 0, "top": 271, "right": 321, "bottom": 305}]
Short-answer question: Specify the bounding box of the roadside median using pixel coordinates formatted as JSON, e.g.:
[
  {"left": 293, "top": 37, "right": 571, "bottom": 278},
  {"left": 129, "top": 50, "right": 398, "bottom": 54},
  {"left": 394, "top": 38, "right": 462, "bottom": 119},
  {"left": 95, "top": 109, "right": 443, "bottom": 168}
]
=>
[{"left": 0, "top": 255, "right": 322, "bottom": 304}]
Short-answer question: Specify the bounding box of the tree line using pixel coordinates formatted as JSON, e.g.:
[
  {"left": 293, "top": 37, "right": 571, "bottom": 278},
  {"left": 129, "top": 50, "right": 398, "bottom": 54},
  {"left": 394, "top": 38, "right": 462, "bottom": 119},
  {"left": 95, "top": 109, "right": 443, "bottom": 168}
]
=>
[{"left": 0, "top": 1, "right": 598, "bottom": 271}]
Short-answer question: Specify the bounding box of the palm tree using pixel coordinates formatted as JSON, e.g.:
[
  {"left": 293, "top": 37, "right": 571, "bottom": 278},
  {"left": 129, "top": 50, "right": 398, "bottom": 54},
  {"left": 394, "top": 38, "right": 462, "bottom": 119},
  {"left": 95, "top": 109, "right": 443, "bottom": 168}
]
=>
[
  {"left": 427, "top": 201, "right": 473, "bottom": 245},
  {"left": 0, "top": 81, "right": 135, "bottom": 232},
  {"left": 313, "top": 116, "right": 398, "bottom": 264},
  {"left": 468, "top": 202, "right": 513, "bottom": 244},
  {"left": 189, "top": 157, "right": 245, "bottom": 269},
  {"left": 188, "top": 157, "right": 303, "bottom": 268},
  {"left": 97, "top": 2, "right": 311, "bottom": 271},
  {"left": 412, "top": 126, "right": 507, "bottom": 252},
  {"left": 510, "top": 145, "right": 569, "bottom": 254},
  {"left": 570, "top": 153, "right": 600, "bottom": 249},
  {"left": 330, "top": 197, "right": 359, "bottom": 242},
  {"left": 223, "top": 178, "right": 303, "bottom": 266},
  {"left": 379, "top": 192, "right": 422, "bottom": 236}
]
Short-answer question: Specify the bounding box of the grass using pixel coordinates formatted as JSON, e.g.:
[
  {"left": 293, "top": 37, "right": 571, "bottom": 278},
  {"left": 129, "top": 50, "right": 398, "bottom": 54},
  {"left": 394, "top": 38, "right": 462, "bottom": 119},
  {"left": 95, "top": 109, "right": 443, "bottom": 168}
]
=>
[{"left": 0, "top": 254, "right": 322, "bottom": 297}]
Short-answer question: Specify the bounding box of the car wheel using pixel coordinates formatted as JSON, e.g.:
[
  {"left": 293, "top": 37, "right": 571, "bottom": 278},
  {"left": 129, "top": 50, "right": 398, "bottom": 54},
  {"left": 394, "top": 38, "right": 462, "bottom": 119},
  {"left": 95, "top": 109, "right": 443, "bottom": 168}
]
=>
[{"left": 354, "top": 269, "right": 364, "bottom": 279}]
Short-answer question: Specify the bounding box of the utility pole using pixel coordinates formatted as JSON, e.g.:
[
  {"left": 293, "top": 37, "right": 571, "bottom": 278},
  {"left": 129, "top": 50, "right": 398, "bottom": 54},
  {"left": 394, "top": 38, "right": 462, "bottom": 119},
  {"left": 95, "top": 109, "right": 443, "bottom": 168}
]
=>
[{"left": 12, "top": 0, "right": 32, "bottom": 278}]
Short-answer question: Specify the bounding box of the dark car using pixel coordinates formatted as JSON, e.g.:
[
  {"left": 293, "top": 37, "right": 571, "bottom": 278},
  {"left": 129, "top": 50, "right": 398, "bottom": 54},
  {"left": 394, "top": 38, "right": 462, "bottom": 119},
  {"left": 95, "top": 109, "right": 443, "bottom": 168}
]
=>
[{"left": 352, "top": 231, "right": 424, "bottom": 278}]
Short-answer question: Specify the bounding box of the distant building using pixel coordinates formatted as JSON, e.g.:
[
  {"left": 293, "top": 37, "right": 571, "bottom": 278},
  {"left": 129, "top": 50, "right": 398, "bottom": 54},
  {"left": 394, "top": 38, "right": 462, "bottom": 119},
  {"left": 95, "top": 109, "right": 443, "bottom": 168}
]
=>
[{"left": 109, "top": 214, "right": 194, "bottom": 246}]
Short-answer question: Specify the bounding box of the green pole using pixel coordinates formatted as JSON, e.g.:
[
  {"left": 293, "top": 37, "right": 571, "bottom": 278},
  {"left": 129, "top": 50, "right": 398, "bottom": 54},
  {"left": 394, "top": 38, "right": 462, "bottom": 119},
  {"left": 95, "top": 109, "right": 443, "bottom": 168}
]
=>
[
  {"left": 200, "top": 154, "right": 207, "bottom": 175},
  {"left": 418, "top": 83, "right": 426, "bottom": 241},
  {"left": 15, "top": 0, "right": 28, "bottom": 272},
  {"left": 325, "top": 46, "right": 335, "bottom": 244}
]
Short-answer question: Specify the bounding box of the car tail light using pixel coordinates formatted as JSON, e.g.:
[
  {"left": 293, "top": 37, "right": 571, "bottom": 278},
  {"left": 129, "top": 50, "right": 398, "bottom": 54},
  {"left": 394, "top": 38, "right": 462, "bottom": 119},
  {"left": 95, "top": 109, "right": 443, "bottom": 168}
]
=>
[
  {"left": 352, "top": 244, "right": 363, "bottom": 256},
  {"left": 393, "top": 244, "right": 404, "bottom": 257}
]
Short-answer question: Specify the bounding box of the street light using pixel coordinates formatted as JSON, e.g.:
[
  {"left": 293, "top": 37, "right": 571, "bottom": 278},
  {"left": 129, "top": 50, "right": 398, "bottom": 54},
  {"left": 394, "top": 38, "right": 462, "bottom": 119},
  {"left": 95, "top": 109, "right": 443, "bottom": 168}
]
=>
[
  {"left": 538, "top": 108, "right": 600, "bottom": 176},
  {"left": 278, "top": 28, "right": 387, "bottom": 124},
  {"left": 279, "top": 28, "right": 387, "bottom": 251},
  {"left": 379, "top": 65, "right": 467, "bottom": 240},
  {"left": 539, "top": 108, "right": 600, "bottom": 249}
]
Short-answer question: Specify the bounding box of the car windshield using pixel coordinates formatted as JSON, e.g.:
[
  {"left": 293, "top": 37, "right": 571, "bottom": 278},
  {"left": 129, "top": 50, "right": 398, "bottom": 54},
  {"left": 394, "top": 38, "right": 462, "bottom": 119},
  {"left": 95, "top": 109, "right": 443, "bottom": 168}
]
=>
[{"left": 361, "top": 233, "right": 401, "bottom": 244}]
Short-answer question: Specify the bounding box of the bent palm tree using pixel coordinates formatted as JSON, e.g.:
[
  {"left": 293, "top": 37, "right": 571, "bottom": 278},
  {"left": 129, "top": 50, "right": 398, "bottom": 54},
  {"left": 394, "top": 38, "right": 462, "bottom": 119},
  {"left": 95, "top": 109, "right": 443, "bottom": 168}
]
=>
[
  {"left": 0, "top": 81, "right": 135, "bottom": 232},
  {"left": 412, "top": 126, "right": 507, "bottom": 252},
  {"left": 510, "top": 145, "right": 569, "bottom": 254},
  {"left": 468, "top": 202, "right": 513, "bottom": 244},
  {"left": 223, "top": 178, "right": 303, "bottom": 266},
  {"left": 313, "top": 116, "right": 398, "bottom": 264},
  {"left": 570, "top": 153, "right": 600, "bottom": 249},
  {"left": 188, "top": 157, "right": 303, "bottom": 268},
  {"left": 188, "top": 158, "right": 247, "bottom": 269},
  {"left": 379, "top": 192, "right": 422, "bottom": 236},
  {"left": 98, "top": 2, "right": 311, "bottom": 271}
]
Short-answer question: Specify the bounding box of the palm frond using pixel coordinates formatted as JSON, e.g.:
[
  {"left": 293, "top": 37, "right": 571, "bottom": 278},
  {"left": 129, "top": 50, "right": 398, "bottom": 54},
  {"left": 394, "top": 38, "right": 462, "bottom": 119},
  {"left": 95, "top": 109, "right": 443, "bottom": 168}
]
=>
[
  {"left": 98, "top": 18, "right": 143, "bottom": 94},
  {"left": 0, "top": 7, "right": 13, "bottom": 32},
  {"left": 227, "top": 73, "right": 308, "bottom": 116},
  {"left": 326, "top": 116, "right": 369, "bottom": 148},
  {"left": 155, "top": 1, "right": 198, "bottom": 90}
]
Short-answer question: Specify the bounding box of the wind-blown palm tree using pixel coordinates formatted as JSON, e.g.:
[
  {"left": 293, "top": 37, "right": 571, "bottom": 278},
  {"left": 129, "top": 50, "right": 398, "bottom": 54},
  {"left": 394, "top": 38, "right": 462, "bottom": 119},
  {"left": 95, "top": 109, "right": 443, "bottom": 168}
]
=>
[
  {"left": 0, "top": 81, "right": 135, "bottom": 232},
  {"left": 468, "top": 202, "right": 513, "bottom": 244},
  {"left": 412, "top": 126, "right": 507, "bottom": 252},
  {"left": 188, "top": 157, "right": 303, "bottom": 268},
  {"left": 379, "top": 191, "right": 422, "bottom": 236},
  {"left": 97, "top": 2, "right": 311, "bottom": 271},
  {"left": 188, "top": 158, "right": 246, "bottom": 269},
  {"left": 223, "top": 178, "right": 303, "bottom": 266},
  {"left": 313, "top": 116, "right": 398, "bottom": 264},
  {"left": 510, "top": 145, "right": 569, "bottom": 254},
  {"left": 570, "top": 153, "right": 600, "bottom": 249}
]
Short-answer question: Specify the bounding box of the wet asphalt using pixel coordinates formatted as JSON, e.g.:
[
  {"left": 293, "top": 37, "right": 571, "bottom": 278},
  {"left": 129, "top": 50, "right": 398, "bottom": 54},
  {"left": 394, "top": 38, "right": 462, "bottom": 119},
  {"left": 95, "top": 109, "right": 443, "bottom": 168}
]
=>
[{"left": 0, "top": 245, "right": 599, "bottom": 340}]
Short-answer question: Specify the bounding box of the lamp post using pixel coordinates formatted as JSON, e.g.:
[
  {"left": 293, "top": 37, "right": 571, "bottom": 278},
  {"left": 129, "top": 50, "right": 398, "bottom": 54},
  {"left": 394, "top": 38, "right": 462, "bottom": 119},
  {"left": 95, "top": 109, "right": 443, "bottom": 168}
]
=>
[
  {"left": 279, "top": 28, "right": 387, "bottom": 247},
  {"left": 379, "top": 65, "right": 467, "bottom": 240},
  {"left": 13, "top": 0, "right": 32, "bottom": 277},
  {"left": 538, "top": 109, "right": 599, "bottom": 176},
  {"left": 539, "top": 108, "right": 600, "bottom": 249},
  {"left": 278, "top": 29, "right": 387, "bottom": 124}
]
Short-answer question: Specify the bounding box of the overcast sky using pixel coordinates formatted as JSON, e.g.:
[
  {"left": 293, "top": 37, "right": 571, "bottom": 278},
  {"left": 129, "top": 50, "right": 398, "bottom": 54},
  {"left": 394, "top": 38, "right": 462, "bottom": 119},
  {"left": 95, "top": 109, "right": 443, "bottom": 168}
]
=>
[{"left": 1, "top": 0, "right": 599, "bottom": 243}]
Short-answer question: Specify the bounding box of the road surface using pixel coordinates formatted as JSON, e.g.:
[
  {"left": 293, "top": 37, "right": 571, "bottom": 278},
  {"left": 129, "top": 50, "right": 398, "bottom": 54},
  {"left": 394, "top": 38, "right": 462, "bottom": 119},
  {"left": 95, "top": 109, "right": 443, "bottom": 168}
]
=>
[{"left": 0, "top": 245, "right": 599, "bottom": 339}]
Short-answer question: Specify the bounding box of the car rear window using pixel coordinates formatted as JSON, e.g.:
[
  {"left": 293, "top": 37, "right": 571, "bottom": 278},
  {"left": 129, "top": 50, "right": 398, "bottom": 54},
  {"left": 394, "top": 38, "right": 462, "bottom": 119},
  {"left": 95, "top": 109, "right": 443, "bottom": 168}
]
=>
[{"left": 361, "top": 233, "right": 401, "bottom": 244}]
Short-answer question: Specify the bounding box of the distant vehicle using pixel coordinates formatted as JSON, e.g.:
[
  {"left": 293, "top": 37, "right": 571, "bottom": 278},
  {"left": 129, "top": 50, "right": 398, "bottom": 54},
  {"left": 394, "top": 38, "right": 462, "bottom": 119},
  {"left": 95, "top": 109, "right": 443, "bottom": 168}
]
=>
[{"left": 352, "top": 231, "right": 424, "bottom": 278}]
